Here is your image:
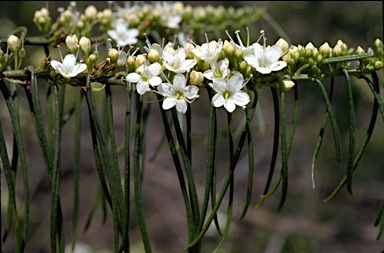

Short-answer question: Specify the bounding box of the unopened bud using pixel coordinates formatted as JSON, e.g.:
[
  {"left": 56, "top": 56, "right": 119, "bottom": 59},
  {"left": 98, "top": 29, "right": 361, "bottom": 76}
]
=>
[
  {"left": 108, "top": 48, "right": 119, "bottom": 63},
  {"left": 356, "top": 46, "right": 365, "bottom": 55},
  {"left": 189, "top": 70, "right": 204, "bottom": 85},
  {"left": 332, "top": 44, "right": 342, "bottom": 57},
  {"left": 374, "top": 61, "right": 383, "bottom": 69},
  {"left": 79, "top": 36, "right": 91, "bottom": 57},
  {"left": 148, "top": 48, "right": 160, "bottom": 63},
  {"left": 276, "top": 38, "right": 289, "bottom": 52},
  {"left": 66, "top": 34, "right": 79, "bottom": 54},
  {"left": 7, "top": 35, "right": 19, "bottom": 53},
  {"left": 319, "top": 42, "right": 331, "bottom": 56},
  {"left": 283, "top": 79, "right": 295, "bottom": 91},
  {"left": 85, "top": 5, "right": 97, "bottom": 20},
  {"left": 374, "top": 38, "right": 383, "bottom": 48},
  {"left": 135, "top": 54, "right": 146, "bottom": 69}
]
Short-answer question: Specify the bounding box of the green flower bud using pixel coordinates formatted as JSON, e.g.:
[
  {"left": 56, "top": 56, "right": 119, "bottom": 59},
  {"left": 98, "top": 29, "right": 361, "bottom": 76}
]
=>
[
  {"left": 356, "top": 46, "right": 365, "bottom": 55},
  {"left": 7, "top": 35, "right": 19, "bottom": 53},
  {"left": 223, "top": 40, "right": 235, "bottom": 58},
  {"left": 374, "top": 38, "right": 383, "bottom": 48},
  {"left": 108, "top": 48, "right": 119, "bottom": 64},
  {"left": 374, "top": 61, "right": 383, "bottom": 69},
  {"left": 18, "top": 48, "right": 26, "bottom": 59},
  {"left": 148, "top": 49, "right": 160, "bottom": 63},
  {"left": 126, "top": 55, "right": 136, "bottom": 72},
  {"left": 189, "top": 70, "right": 204, "bottom": 85}
]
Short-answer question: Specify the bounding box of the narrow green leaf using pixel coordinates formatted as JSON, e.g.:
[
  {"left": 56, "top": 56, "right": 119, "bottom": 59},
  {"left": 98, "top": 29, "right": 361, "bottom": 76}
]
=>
[
  {"left": 315, "top": 79, "right": 342, "bottom": 162},
  {"left": 133, "top": 94, "right": 152, "bottom": 253},
  {"left": 312, "top": 78, "right": 335, "bottom": 189},
  {"left": 342, "top": 68, "right": 356, "bottom": 196},
  {"left": 324, "top": 73, "right": 379, "bottom": 202},
  {"left": 0, "top": 120, "right": 21, "bottom": 251},
  {"left": 0, "top": 80, "right": 29, "bottom": 252},
  {"left": 255, "top": 87, "right": 279, "bottom": 208}
]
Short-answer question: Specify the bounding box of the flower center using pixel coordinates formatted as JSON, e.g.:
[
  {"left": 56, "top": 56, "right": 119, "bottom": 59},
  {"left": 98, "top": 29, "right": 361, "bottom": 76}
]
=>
[{"left": 223, "top": 90, "right": 231, "bottom": 100}]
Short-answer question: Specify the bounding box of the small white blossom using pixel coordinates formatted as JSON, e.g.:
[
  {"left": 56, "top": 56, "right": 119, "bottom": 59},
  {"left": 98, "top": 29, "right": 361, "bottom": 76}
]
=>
[
  {"left": 126, "top": 62, "right": 163, "bottom": 95},
  {"left": 192, "top": 39, "right": 223, "bottom": 63},
  {"left": 51, "top": 54, "right": 87, "bottom": 78},
  {"left": 244, "top": 43, "right": 287, "bottom": 74},
  {"left": 154, "top": 1, "right": 182, "bottom": 29},
  {"left": 210, "top": 72, "right": 250, "bottom": 113},
  {"left": 107, "top": 18, "right": 139, "bottom": 46},
  {"left": 157, "top": 74, "right": 199, "bottom": 114},
  {"left": 203, "top": 59, "right": 230, "bottom": 80},
  {"left": 163, "top": 47, "right": 196, "bottom": 73}
]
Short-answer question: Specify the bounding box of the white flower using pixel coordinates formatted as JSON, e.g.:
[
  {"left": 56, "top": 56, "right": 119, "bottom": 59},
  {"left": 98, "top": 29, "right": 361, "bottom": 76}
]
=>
[
  {"left": 163, "top": 47, "right": 197, "bottom": 73},
  {"left": 244, "top": 43, "right": 287, "bottom": 75},
  {"left": 226, "top": 29, "right": 254, "bottom": 56},
  {"left": 51, "top": 54, "right": 87, "bottom": 78},
  {"left": 155, "top": 1, "right": 182, "bottom": 29},
  {"left": 210, "top": 72, "right": 250, "bottom": 113},
  {"left": 126, "top": 62, "right": 163, "bottom": 95},
  {"left": 192, "top": 39, "right": 223, "bottom": 63},
  {"left": 203, "top": 59, "right": 230, "bottom": 80},
  {"left": 107, "top": 18, "right": 139, "bottom": 46},
  {"left": 157, "top": 74, "right": 199, "bottom": 114}
]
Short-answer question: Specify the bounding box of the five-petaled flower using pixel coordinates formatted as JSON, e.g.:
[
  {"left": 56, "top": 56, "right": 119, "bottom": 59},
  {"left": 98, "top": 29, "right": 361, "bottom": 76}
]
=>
[
  {"left": 126, "top": 62, "right": 163, "bottom": 95},
  {"left": 210, "top": 72, "right": 250, "bottom": 113},
  {"left": 51, "top": 54, "right": 87, "bottom": 78},
  {"left": 157, "top": 73, "right": 199, "bottom": 114}
]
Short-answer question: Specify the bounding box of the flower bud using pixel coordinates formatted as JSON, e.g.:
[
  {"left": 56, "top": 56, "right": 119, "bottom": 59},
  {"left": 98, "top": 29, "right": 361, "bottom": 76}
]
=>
[
  {"left": 173, "top": 1, "right": 184, "bottom": 15},
  {"left": 135, "top": 54, "right": 146, "bottom": 69},
  {"left": 165, "top": 47, "right": 175, "bottom": 55},
  {"left": 374, "top": 38, "right": 383, "bottom": 48},
  {"left": 148, "top": 48, "right": 160, "bottom": 63},
  {"left": 79, "top": 36, "right": 91, "bottom": 58},
  {"left": 184, "top": 42, "right": 195, "bottom": 59},
  {"left": 223, "top": 40, "right": 235, "bottom": 58},
  {"left": 276, "top": 38, "right": 289, "bottom": 53},
  {"left": 282, "top": 54, "right": 291, "bottom": 63},
  {"left": 374, "top": 61, "right": 383, "bottom": 69},
  {"left": 7, "top": 35, "right": 19, "bottom": 53},
  {"left": 126, "top": 55, "right": 136, "bottom": 72},
  {"left": 108, "top": 48, "right": 119, "bottom": 64},
  {"left": 305, "top": 42, "right": 315, "bottom": 51},
  {"left": 319, "top": 42, "right": 331, "bottom": 56},
  {"left": 356, "top": 46, "right": 365, "bottom": 55},
  {"left": 85, "top": 5, "right": 97, "bottom": 21},
  {"left": 332, "top": 44, "right": 342, "bottom": 57},
  {"left": 66, "top": 35, "right": 79, "bottom": 54},
  {"left": 283, "top": 79, "right": 295, "bottom": 91},
  {"left": 189, "top": 70, "right": 204, "bottom": 85},
  {"left": 19, "top": 48, "right": 26, "bottom": 59}
]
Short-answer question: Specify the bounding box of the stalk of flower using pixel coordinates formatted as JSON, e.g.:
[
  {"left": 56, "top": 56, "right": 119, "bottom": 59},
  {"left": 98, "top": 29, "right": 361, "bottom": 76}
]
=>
[
  {"left": 156, "top": 73, "right": 200, "bottom": 114},
  {"left": 210, "top": 72, "right": 251, "bottom": 113}
]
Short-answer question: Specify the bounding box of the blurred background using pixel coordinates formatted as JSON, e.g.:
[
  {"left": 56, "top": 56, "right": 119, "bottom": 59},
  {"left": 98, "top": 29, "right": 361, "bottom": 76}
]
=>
[{"left": 1, "top": 1, "right": 383, "bottom": 253}]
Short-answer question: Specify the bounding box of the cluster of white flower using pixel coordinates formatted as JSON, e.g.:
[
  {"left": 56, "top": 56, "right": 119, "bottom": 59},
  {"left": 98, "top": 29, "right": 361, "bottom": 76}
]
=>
[{"left": 50, "top": 29, "right": 288, "bottom": 114}]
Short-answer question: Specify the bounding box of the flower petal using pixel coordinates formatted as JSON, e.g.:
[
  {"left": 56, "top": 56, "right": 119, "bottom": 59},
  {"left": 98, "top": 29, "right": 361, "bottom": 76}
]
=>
[
  {"left": 227, "top": 73, "right": 244, "bottom": 91},
  {"left": 176, "top": 100, "right": 188, "bottom": 114},
  {"left": 231, "top": 91, "right": 250, "bottom": 106},
  {"left": 224, "top": 99, "right": 236, "bottom": 113},
  {"left": 126, "top": 73, "right": 142, "bottom": 83},
  {"left": 211, "top": 94, "right": 225, "bottom": 107},
  {"left": 162, "top": 97, "right": 177, "bottom": 110}
]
